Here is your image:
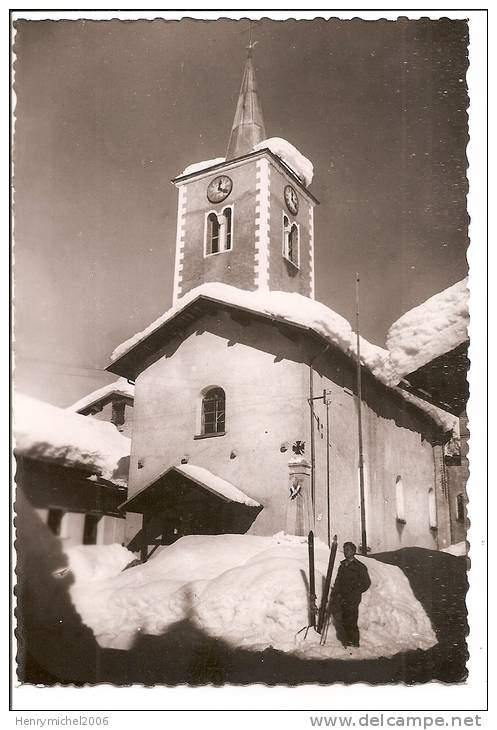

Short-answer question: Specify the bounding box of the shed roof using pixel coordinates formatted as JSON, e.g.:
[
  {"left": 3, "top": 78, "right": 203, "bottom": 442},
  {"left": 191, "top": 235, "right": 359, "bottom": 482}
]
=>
[{"left": 120, "top": 463, "right": 261, "bottom": 514}]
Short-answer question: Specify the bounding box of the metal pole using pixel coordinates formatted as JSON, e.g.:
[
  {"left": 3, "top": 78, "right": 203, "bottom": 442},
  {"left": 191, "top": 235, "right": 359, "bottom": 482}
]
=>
[
  {"left": 355, "top": 273, "right": 368, "bottom": 556},
  {"left": 309, "top": 366, "right": 316, "bottom": 520},
  {"left": 325, "top": 390, "right": 331, "bottom": 548}
]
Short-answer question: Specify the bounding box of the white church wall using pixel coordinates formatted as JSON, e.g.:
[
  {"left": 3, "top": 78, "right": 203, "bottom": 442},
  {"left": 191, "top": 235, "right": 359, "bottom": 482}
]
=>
[
  {"left": 310, "top": 350, "right": 450, "bottom": 553},
  {"left": 128, "top": 311, "right": 310, "bottom": 539},
  {"left": 125, "top": 309, "right": 449, "bottom": 551}
]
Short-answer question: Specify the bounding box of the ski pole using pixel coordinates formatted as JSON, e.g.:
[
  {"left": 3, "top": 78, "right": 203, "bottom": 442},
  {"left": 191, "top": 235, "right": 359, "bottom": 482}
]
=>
[
  {"left": 317, "top": 534, "right": 338, "bottom": 634},
  {"left": 308, "top": 530, "right": 318, "bottom": 629}
]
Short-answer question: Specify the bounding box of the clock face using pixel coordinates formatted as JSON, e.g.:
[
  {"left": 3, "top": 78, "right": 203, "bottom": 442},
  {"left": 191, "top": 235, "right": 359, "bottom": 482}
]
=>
[
  {"left": 284, "top": 185, "right": 299, "bottom": 215},
  {"left": 207, "top": 175, "right": 233, "bottom": 204}
]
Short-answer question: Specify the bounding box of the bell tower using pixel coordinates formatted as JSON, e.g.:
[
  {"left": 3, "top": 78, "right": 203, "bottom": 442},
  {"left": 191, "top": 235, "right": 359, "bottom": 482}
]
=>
[{"left": 171, "top": 42, "right": 318, "bottom": 304}]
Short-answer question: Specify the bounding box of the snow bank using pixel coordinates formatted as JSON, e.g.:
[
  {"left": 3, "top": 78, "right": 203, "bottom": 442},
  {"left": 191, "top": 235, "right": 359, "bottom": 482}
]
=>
[
  {"left": 66, "top": 533, "right": 437, "bottom": 660},
  {"left": 176, "top": 464, "right": 260, "bottom": 507},
  {"left": 254, "top": 137, "right": 314, "bottom": 186},
  {"left": 68, "top": 377, "right": 134, "bottom": 413},
  {"left": 387, "top": 278, "right": 469, "bottom": 382},
  {"left": 441, "top": 541, "right": 467, "bottom": 557},
  {"left": 182, "top": 158, "right": 225, "bottom": 176},
  {"left": 65, "top": 543, "right": 134, "bottom": 583},
  {"left": 14, "top": 393, "right": 131, "bottom": 483}
]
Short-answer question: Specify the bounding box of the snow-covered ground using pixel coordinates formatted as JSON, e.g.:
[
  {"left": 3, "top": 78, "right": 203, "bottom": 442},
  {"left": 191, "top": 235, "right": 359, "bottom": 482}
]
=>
[
  {"left": 14, "top": 393, "right": 130, "bottom": 483},
  {"left": 441, "top": 541, "right": 467, "bottom": 557},
  {"left": 64, "top": 533, "right": 437, "bottom": 660},
  {"left": 387, "top": 277, "right": 469, "bottom": 382}
]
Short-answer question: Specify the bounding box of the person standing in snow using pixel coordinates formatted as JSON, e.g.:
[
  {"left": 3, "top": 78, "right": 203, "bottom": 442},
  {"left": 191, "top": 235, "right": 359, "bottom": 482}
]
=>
[{"left": 332, "top": 541, "right": 371, "bottom": 648}]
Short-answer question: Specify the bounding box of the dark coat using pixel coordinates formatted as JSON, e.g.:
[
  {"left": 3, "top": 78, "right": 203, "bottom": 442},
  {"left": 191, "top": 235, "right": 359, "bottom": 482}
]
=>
[{"left": 334, "top": 557, "right": 371, "bottom": 604}]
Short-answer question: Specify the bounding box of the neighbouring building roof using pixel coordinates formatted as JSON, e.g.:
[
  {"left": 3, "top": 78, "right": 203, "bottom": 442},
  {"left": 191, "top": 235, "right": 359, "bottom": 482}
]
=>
[
  {"left": 386, "top": 278, "right": 469, "bottom": 416},
  {"left": 386, "top": 277, "right": 469, "bottom": 382},
  {"left": 14, "top": 393, "right": 131, "bottom": 484},
  {"left": 68, "top": 377, "right": 135, "bottom": 414}
]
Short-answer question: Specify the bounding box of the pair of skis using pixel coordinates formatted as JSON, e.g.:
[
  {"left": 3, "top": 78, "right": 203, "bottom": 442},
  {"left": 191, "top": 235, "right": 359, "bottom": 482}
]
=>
[{"left": 301, "top": 531, "right": 338, "bottom": 643}]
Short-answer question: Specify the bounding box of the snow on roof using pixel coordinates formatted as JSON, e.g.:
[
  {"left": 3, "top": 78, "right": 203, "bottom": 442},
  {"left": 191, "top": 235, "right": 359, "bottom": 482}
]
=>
[
  {"left": 175, "top": 463, "right": 260, "bottom": 507},
  {"left": 68, "top": 377, "right": 134, "bottom": 413},
  {"left": 64, "top": 533, "right": 437, "bottom": 659},
  {"left": 111, "top": 282, "right": 392, "bottom": 380},
  {"left": 254, "top": 137, "right": 314, "bottom": 186},
  {"left": 181, "top": 157, "right": 226, "bottom": 176},
  {"left": 386, "top": 277, "right": 469, "bottom": 382},
  {"left": 14, "top": 393, "right": 131, "bottom": 483},
  {"left": 110, "top": 282, "right": 456, "bottom": 433}
]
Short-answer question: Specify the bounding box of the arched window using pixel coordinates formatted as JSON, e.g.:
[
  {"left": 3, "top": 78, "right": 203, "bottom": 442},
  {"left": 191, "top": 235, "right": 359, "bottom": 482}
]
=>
[
  {"left": 207, "top": 212, "right": 220, "bottom": 254},
  {"left": 202, "top": 387, "right": 226, "bottom": 435},
  {"left": 456, "top": 493, "right": 465, "bottom": 522},
  {"left": 223, "top": 207, "right": 232, "bottom": 250},
  {"left": 205, "top": 207, "right": 233, "bottom": 256},
  {"left": 282, "top": 214, "right": 299, "bottom": 267},
  {"left": 428, "top": 488, "right": 437, "bottom": 529},
  {"left": 395, "top": 476, "right": 406, "bottom": 523}
]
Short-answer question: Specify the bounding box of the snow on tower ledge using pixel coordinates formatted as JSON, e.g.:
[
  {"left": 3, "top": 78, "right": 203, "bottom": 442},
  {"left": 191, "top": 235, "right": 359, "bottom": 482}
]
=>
[
  {"left": 181, "top": 157, "right": 226, "bottom": 176},
  {"left": 110, "top": 283, "right": 456, "bottom": 433},
  {"left": 254, "top": 138, "right": 314, "bottom": 186},
  {"left": 386, "top": 277, "right": 469, "bottom": 382},
  {"left": 179, "top": 139, "right": 313, "bottom": 187},
  {"left": 14, "top": 393, "right": 131, "bottom": 484}
]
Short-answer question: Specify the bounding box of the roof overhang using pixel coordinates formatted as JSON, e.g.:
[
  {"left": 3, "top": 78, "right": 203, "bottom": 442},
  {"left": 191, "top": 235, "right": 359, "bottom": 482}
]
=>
[
  {"left": 119, "top": 465, "right": 261, "bottom": 514},
  {"left": 106, "top": 294, "right": 316, "bottom": 380},
  {"left": 171, "top": 148, "right": 319, "bottom": 206},
  {"left": 77, "top": 392, "right": 134, "bottom": 416},
  {"left": 397, "top": 341, "right": 469, "bottom": 416}
]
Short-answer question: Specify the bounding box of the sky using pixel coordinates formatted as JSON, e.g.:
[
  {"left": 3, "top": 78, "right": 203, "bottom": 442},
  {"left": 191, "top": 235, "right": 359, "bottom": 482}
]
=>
[{"left": 13, "top": 17, "right": 469, "bottom": 407}]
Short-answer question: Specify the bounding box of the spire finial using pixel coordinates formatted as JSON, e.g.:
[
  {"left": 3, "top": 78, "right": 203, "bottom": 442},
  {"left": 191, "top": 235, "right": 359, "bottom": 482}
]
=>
[{"left": 246, "top": 21, "right": 258, "bottom": 57}]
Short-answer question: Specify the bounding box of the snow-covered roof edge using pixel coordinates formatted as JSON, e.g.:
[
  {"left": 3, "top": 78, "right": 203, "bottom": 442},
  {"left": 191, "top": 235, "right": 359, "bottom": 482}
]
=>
[
  {"left": 14, "top": 392, "right": 131, "bottom": 484},
  {"left": 175, "top": 464, "right": 260, "bottom": 507},
  {"left": 386, "top": 277, "right": 469, "bottom": 381},
  {"left": 68, "top": 377, "right": 135, "bottom": 413},
  {"left": 110, "top": 283, "right": 456, "bottom": 435}
]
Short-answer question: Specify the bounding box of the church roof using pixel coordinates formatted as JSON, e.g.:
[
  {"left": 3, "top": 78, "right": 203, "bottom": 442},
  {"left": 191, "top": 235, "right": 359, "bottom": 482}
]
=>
[
  {"left": 107, "top": 283, "right": 457, "bottom": 434},
  {"left": 226, "top": 45, "right": 266, "bottom": 160}
]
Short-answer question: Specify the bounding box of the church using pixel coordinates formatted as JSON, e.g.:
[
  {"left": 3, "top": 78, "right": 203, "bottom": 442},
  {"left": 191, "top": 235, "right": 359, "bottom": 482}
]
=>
[{"left": 107, "top": 46, "right": 455, "bottom": 560}]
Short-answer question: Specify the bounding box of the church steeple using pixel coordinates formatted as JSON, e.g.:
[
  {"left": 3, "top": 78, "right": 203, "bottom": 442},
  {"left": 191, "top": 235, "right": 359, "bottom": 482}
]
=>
[{"left": 225, "top": 41, "right": 266, "bottom": 161}]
